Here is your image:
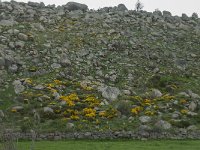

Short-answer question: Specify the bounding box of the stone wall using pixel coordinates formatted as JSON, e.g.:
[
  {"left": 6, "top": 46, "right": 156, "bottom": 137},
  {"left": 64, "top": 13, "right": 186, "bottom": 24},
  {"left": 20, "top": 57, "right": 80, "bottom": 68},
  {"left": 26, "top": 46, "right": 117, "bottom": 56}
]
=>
[{"left": 1, "top": 130, "right": 200, "bottom": 141}]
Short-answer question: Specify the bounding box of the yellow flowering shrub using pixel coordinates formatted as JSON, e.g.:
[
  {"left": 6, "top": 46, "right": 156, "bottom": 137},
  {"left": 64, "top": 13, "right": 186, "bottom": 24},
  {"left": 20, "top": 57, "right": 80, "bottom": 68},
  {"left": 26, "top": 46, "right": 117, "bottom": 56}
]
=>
[
  {"left": 179, "top": 99, "right": 187, "bottom": 104},
  {"left": 11, "top": 109, "right": 17, "bottom": 113},
  {"left": 70, "top": 115, "right": 79, "bottom": 120},
  {"left": 24, "top": 78, "right": 33, "bottom": 84},
  {"left": 143, "top": 99, "right": 152, "bottom": 106},
  {"left": 131, "top": 106, "right": 143, "bottom": 115},
  {"left": 84, "top": 96, "right": 100, "bottom": 107},
  {"left": 145, "top": 110, "right": 155, "bottom": 116},
  {"left": 67, "top": 100, "right": 75, "bottom": 107},
  {"left": 181, "top": 109, "right": 188, "bottom": 114},
  {"left": 161, "top": 94, "right": 175, "bottom": 101},
  {"left": 132, "top": 96, "right": 143, "bottom": 101},
  {"left": 60, "top": 93, "right": 79, "bottom": 107},
  {"left": 99, "top": 111, "right": 107, "bottom": 117},
  {"left": 54, "top": 79, "right": 62, "bottom": 85},
  {"left": 83, "top": 108, "right": 96, "bottom": 118}
]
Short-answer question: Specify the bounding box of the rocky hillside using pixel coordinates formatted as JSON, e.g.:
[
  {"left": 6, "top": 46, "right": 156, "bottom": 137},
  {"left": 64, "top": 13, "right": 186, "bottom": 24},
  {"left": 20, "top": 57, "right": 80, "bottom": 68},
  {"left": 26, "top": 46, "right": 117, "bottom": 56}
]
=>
[{"left": 0, "top": 1, "right": 200, "bottom": 135}]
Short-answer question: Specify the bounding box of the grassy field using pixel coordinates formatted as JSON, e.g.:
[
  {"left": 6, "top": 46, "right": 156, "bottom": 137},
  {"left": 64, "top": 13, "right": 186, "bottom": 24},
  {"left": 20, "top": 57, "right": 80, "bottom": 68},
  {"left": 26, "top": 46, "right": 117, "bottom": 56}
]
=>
[{"left": 1, "top": 140, "right": 200, "bottom": 150}]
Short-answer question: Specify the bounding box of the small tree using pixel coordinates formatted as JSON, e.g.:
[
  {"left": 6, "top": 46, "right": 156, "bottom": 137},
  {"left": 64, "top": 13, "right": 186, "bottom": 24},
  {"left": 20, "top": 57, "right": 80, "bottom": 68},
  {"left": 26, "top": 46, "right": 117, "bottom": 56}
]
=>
[{"left": 135, "top": 0, "right": 144, "bottom": 12}]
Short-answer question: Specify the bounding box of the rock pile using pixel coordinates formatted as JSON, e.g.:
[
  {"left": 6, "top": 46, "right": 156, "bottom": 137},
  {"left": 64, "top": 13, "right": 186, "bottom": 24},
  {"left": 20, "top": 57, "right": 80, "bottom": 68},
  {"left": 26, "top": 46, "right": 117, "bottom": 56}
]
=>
[{"left": 0, "top": 1, "right": 200, "bottom": 138}]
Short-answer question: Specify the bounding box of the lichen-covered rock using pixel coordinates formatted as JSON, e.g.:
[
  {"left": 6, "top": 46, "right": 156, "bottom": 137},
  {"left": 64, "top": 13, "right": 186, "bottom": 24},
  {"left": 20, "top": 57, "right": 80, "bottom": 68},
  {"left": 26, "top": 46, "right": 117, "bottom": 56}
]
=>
[
  {"left": 44, "top": 107, "right": 54, "bottom": 113},
  {"left": 139, "top": 116, "right": 151, "bottom": 123},
  {"left": 150, "top": 89, "right": 162, "bottom": 98},
  {"left": 13, "top": 80, "right": 25, "bottom": 94},
  {"left": 64, "top": 2, "right": 88, "bottom": 12},
  {"left": 12, "top": 106, "right": 24, "bottom": 111},
  {"left": 117, "top": 4, "right": 128, "bottom": 11},
  {"left": 155, "top": 120, "right": 172, "bottom": 130},
  {"left": 100, "top": 86, "right": 120, "bottom": 101},
  {"left": 189, "top": 102, "right": 197, "bottom": 111}
]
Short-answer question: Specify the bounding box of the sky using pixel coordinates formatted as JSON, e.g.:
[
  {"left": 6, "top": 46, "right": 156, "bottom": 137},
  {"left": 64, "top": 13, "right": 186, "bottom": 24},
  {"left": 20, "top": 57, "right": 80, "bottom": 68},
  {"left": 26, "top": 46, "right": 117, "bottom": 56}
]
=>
[{"left": 1, "top": 0, "right": 200, "bottom": 16}]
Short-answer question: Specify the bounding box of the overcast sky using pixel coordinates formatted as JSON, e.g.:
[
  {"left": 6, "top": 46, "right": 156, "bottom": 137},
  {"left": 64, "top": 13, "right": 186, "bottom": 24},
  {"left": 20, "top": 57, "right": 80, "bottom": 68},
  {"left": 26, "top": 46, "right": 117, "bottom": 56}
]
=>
[{"left": 2, "top": 0, "right": 200, "bottom": 16}]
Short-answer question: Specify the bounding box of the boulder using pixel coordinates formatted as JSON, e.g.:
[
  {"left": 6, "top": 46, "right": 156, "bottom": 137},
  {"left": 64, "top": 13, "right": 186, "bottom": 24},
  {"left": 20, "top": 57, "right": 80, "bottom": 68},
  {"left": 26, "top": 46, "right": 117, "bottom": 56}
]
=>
[
  {"left": 8, "top": 64, "right": 18, "bottom": 73},
  {"left": 51, "top": 63, "right": 61, "bottom": 69},
  {"left": 44, "top": 107, "right": 54, "bottom": 113},
  {"left": 189, "top": 102, "right": 197, "bottom": 111},
  {"left": 117, "top": 4, "right": 128, "bottom": 11},
  {"left": 12, "top": 106, "right": 24, "bottom": 111},
  {"left": 100, "top": 86, "right": 120, "bottom": 101},
  {"left": 13, "top": 80, "right": 25, "bottom": 94},
  {"left": 18, "top": 33, "right": 28, "bottom": 41},
  {"left": 182, "top": 13, "right": 190, "bottom": 21},
  {"left": 60, "top": 53, "right": 71, "bottom": 66},
  {"left": 150, "top": 89, "right": 162, "bottom": 98},
  {"left": 155, "top": 120, "right": 172, "bottom": 130},
  {"left": 0, "top": 20, "right": 17, "bottom": 26},
  {"left": 66, "top": 122, "right": 74, "bottom": 129},
  {"left": 187, "top": 90, "right": 200, "bottom": 99},
  {"left": 139, "top": 116, "right": 151, "bottom": 123},
  {"left": 64, "top": 2, "right": 88, "bottom": 12}
]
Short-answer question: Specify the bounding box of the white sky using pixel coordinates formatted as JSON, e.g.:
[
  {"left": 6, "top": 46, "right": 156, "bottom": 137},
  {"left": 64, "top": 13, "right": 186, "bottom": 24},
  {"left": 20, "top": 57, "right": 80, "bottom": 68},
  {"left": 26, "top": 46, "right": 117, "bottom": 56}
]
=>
[{"left": 1, "top": 0, "right": 200, "bottom": 16}]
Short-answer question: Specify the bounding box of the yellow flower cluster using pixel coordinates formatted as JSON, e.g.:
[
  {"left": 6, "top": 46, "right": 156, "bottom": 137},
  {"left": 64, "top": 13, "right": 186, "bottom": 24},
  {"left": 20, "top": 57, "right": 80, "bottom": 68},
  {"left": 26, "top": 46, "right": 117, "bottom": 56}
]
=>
[
  {"left": 54, "top": 79, "right": 62, "bottom": 85},
  {"left": 143, "top": 99, "right": 152, "bottom": 106},
  {"left": 24, "top": 78, "right": 33, "bottom": 84},
  {"left": 145, "top": 110, "right": 155, "bottom": 116},
  {"left": 85, "top": 96, "right": 100, "bottom": 107},
  {"left": 161, "top": 94, "right": 175, "bottom": 101},
  {"left": 131, "top": 106, "right": 143, "bottom": 115},
  {"left": 181, "top": 109, "right": 188, "bottom": 114},
  {"left": 179, "top": 99, "right": 187, "bottom": 104},
  {"left": 99, "top": 111, "right": 107, "bottom": 117},
  {"left": 11, "top": 109, "right": 17, "bottom": 113},
  {"left": 83, "top": 108, "right": 96, "bottom": 118},
  {"left": 70, "top": 115, "right": 79, "bottom": 120},
  {"left": 132, "top": 96, "right": 143, "bottom": 101},
  {"left": 60, "top": 93, "right": 79, "bottom": 107}
]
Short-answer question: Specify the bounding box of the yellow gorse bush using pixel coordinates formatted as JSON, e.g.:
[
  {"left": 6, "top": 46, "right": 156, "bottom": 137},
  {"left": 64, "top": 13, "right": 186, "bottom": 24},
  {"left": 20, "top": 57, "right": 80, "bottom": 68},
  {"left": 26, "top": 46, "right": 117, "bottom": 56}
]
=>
[
  {"left": 145, "top": 110, "right": 155, "bottom": 116},
  {"left": 70, "top": 115, "right": 79, "bottom": 120},
  {"left": 83, "top": 108, "right": 96, "bottom": 118},
  {"left": 131, "top": 106, "right": 143, "bottom": 115},
  {"left": 99, "top": 111, "right": 107, "bottom": 117},
  {"left": 60, "top": 93, "right": 79, "bottom": 107},
  {"left": 84, "top": 96, "right": 100, "bottom": 107},
  {"left": 179, "top": 99, "right": 187, "bottom": 104},
  {"left": 181, "top": 109, "right": 188, "bottom": 114},
  {"left": 54, "top": 79, "right": 62, "bottom": 85},
  {"left": 143, "top": 99, "right": 152, "bottom": 106}
]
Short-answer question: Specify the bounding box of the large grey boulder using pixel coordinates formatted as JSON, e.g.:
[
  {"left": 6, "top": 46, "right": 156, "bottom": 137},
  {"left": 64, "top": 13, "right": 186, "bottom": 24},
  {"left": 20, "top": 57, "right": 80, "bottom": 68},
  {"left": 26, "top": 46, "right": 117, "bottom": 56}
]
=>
[
  {"left": 13, "top": 80, "right": 25, "bottom": 94},
  {"left": 0, "top": 20, "right": 17, "bottom": 26},
  {"left": 187, "top": 90, "right": 200, "bottom": 99},
  {"left": 117, "top": 4, "right": 128, "bottom": 11},
  {"left": 182, "top": 13, "right": 190, "bottom": 21},
  {"left": 189, "top": 102, "right": 197, "bottom": 111},
  {"left": 60, "top": 53, "right": 71, "bottom": 66},
  {"left": 18, "top": 33, "right": 28, "bottom": 41},
  {"left": 100, "top": 86, "right": 120, "bottom": 101},
  {"left": 64, "top": 2, "right": 88, "bottom": 12},
  {"left": 150, "top": 89, "right": 162, "bottom": 98},
  {"left": 28, "top": 2, "right": 45, "bottom": 8},
  {"left": 44, "top": 107, "right": 54, "bottom": 113},
  {"left": 155, "top": 120, "right": 172, "bottom": 130},
  {"left": 139, "top": 116, "right": 151, "bottom": 123}
]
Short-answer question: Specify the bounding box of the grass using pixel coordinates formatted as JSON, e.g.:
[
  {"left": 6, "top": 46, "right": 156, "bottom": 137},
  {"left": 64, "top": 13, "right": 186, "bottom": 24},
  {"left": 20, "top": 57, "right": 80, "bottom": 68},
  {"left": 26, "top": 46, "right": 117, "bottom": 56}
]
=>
[{"left": 3, "top": 140, "right": 200, "bottom": 150}]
